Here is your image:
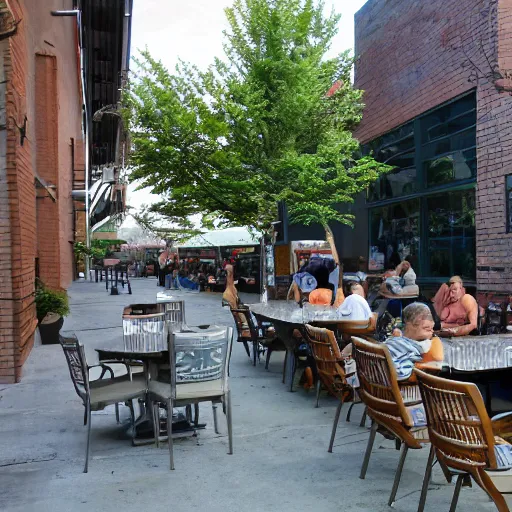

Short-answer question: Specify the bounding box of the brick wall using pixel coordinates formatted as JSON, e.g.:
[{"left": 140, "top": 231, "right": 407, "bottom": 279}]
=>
[
  {"left": 35, "top": 54, "right": 60, "bottom": 289},
  {"left": 354, "top": 0, "right": 512, "bottom": 297},
  {"left": 0, "top": 1, "right": 84, "bottom": 383}
]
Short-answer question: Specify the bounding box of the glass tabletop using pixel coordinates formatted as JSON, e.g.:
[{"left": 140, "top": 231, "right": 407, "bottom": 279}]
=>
[{"left": 441, "top": 334, "right": 512, "bottom": 371}]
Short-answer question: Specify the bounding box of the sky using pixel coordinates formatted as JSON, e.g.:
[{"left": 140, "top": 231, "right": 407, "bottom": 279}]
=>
[{"left": 124, "top": 0, "right": 368, "bottom": 227}]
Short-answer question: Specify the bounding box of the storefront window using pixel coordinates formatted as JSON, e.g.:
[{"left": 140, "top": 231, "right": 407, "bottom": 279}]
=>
[
  {"left": 366, "top": 91, "right": 477, "bottom": 281},
  {"left": 369, "top": 199, "right": 420, "bottom": 271},
  {"left": 426, "top": 189, "right": 476, "bottom": 279}
]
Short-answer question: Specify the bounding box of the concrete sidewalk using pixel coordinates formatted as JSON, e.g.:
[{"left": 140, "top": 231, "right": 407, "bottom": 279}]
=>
[{"left": 0, "top": 278, "right": 497, "bottom": 511}]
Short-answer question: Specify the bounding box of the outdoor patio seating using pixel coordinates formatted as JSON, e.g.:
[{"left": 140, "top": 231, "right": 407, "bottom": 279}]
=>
[
  {"left": 148, "top": 326, "right": 234, "bottom": 470},
  {"left": 59, "top": 334, "right": 147, "bottom": 473},
  {"left": 352, "top": 336, "right": 430, "bottom": 509},
  {"left": 415, "top": 368, "right": 512, "bottom": 512},
  {"left": 303, "top": 324, "right": 361, "bottom": 452},
  {"left": 230, "top": 306, "right": 281, "bottom": 367}
]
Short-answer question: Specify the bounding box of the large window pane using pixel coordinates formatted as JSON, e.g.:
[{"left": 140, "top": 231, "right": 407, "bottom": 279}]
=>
[
  {"left": 369, "top": 199, "right": 420, "bottom": 271},
  {"left": 368, "top": 167, "right": 417, "bottom": 202},
  {"left": 426, "top": 189, "right": 476, "bottom": 279},
  {"left": 424, "top": 148, "right": 476, "bottom": 187},
  {"left": 420, "top": 95, "right": 476, "bottom": 145}
]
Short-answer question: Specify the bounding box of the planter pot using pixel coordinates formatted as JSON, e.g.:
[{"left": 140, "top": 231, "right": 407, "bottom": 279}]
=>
[{"left": 38, "top": 315, "right": 64, "bottom": 345}]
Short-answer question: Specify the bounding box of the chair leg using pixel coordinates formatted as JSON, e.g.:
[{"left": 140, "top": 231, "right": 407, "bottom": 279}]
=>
[
  {"left": 83, "top": 407, "right": 88, "bottom": 426},
  {"left": 153, "top": 403, "right": 160, "bottom": 448},
  {"left": 185, "top": 404, "right": 192, "bottom": 423},
  {"left": 115, "top": 403, "right": 120, "bottom": 424},
  {"left": 194, "top": 403, "right": 199, "bottom": 426},
  {"left": 388, "top": 443, "right": 409, "bottom": 506},
  {"left": 128, "top": 400, "right": 136, "bottom": 446},
  {"left": 449, "top": 474, "right": 464, "bottom": 512},
  {"left": 166, "top": 398, "right": 175, "bottom": 470},
  {"left": 226, "top": 391, "right": 233, "bottom": 455},
  {"left": 282, "top": 351, "right": 287, "bottom": 384},
  {"left": 243, "top": 341, "right": 250, "bottom": 358},
  {"left": 212, "top": 403, "right": 220, "bottom": 434},
  {"left": 359, "top": 406, "right": 367, "bottom": 428},
  {"left": 328, "top": 400, "right": 344, "bottom": 453},
  {"left": 345, "top": 402, "right": 356, "bottom": 422},
  {"left": 265, "top": 347, "right": 272, "bottom": 370},
  {"left": 476, "top": 468, "right": 510, "bottom": 512},
  {"left": 360, "top": 421, "right": 378, "bottom": 479},
  {"left": 289, "top": 354, "right": 297, "bottom": 392},
  {"left": 315, "top": 379, "right": 321, "bottom": 408},
  {"left": 418, "top": 445, "right": 435, "bottom": 512},
  {"left": 252, "top": 341, "right": 257, "bottom": 366},
  {"left": 83, "top": 400, "right": 92, "bottom": 473}
]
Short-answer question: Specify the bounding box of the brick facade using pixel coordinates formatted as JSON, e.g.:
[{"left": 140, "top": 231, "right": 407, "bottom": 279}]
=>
[
  {"left": 354, "top": 0, "right": 512, "bottom": 301},
  {"left": 0, "top": 1, "right": 84, "bottom": 383}
]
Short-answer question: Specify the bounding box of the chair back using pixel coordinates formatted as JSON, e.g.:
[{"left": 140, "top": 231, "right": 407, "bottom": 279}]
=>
[
  {"left": 161, "top": 299, "right": 186, "bottom": 327},
  {"left": 60, "top": 334, "right": 90, "bottom": 401},
  {"left": 415, "top": 368, "right": 497, "bottom": 471},
  {"left": 304, "top": 325, "right": 352, "bottom": 401},
  {"left": 123, "top": 311, "right": 167, "bottom": 352},
  {"left": 230, "top": 307, "right": 259, "bottom": 342},
  {"left": 336, "top": 313, "right": 378, "bottom": 336},
  {"left": 352, "top": 336, "right": 414, "bottom": 435},
  {"left": 168, "top": 326, "right": 233, "bottom": 397}
]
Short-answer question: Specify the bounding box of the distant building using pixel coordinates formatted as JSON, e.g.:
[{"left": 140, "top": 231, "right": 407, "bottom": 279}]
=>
[
  {"left": 345, "top": 0, "right": 512, "bottom": 301},
  {"left": 0, "top": 0, "right": 131, "bottom": 383}
]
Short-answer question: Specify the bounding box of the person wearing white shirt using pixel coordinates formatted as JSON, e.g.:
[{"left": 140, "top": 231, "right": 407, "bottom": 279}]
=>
[{"left": 337, "top": 282, "right": 372, "bottom": 321}]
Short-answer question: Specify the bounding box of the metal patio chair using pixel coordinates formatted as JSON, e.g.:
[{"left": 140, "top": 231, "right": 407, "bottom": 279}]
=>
[
  {"left": 415, "top": 368, "right": 512, "bottom": 512},
  {"left": 352, "top": 336, "right": 430, "bottom": 508},
  {"left": 60, "top": 334, "right": 147, "bottom": 473},
  {"left": 148, "top": 326, "right": 234, "bottom": 470},
  {"left": 303, "top": 325, "right": 360, "bottom": 452}
]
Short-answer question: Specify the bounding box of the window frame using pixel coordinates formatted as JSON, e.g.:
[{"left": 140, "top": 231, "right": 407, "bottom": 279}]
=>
[{"left": 365, "top": 90, "right": 477, "bottom": 283}]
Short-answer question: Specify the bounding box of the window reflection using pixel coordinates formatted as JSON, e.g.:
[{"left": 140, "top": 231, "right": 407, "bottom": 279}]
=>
[
  {"left": 369, "top": 200, "right": 420, "bottom": 271},
  {"left": 426, "top": 190, "right": 476, "bottom": 279}
]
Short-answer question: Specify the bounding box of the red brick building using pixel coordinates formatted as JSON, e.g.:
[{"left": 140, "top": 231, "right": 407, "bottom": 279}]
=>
[
  {"left": 0, "top": 0, "right": 131, "bottom": 384},
  {"left": 349, "top": 0, "right": 512, "bottom": 301}
]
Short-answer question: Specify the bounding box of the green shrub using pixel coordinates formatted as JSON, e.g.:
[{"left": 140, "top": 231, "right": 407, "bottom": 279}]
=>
[{"left": 35, "top": 281, "right": 70, "bottom": 322}]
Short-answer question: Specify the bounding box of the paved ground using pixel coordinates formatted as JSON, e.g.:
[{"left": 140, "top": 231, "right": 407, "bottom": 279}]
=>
[{"left": 0, "top": 278, "right": 500, "bottom": 511}]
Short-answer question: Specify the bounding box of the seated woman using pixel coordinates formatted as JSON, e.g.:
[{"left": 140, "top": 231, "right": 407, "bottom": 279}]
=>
[
  {"left": 384, "top": 302, "right": 444, "bottom": 380},
  {"left": 432, "top": 276, "right": 478, "bottom": 336},
  {"left": 337, "top": 282, "right": 372, "bottom": 321}
]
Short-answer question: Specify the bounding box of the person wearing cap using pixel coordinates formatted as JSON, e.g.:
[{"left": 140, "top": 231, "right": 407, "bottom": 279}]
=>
[{"left": 432, "top": 276, "right": 478, "bottom": 336}]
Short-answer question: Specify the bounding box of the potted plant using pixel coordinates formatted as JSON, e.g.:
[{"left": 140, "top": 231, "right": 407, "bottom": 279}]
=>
[{"left": 35, "top": 280, "right": 70, "bottom": 344}]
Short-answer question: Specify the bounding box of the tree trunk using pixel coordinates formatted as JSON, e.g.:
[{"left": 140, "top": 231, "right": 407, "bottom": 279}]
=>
[{"left": 324, "top": 223, "right": 345, "bottom": 306}]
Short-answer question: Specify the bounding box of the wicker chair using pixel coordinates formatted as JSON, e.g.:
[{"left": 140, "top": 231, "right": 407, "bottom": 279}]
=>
[
  {"left": 352, "top": 336, "right": 430, "bottom": 508},
  {"left": 230, "top": 307, "right": 278, "bottom": 367},
  {"left": 148, "top": 326, "right": 234, "bottom": 470},
  {"left": 60, "top": 334, "right": 146, "bottom": 473},
  {"left": 303, "top": 325, "right": 359, "bottom": 452},
  {"left": 415, "top": 368, "right": 512, "bottom": 512}
]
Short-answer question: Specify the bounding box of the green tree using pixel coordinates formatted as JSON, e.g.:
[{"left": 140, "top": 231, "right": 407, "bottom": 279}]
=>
[{"left": 126, "top": 0, "right": 391, "bottom": 267}]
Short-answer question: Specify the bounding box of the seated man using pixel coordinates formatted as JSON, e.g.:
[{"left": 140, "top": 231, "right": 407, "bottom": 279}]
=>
[
  {"left": 432, "top": 276, "right": 478, "bottom": 336},
  {"left": 337, "top": 282, "right": 372, "bottom": 321},
  {"left": 384, "top": 302, "right": 444, "bottom": 380}
]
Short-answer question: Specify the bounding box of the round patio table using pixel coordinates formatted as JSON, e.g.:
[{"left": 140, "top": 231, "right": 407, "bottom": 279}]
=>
[
  {"left": 96, "top": 341, "right": 211, "bottom": 445},
  {"left": 250, "top": 301, "right": 374, "bottom": 391},
  {"left": 439, "top": 334, "right": 512, "bottom": 416}
]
